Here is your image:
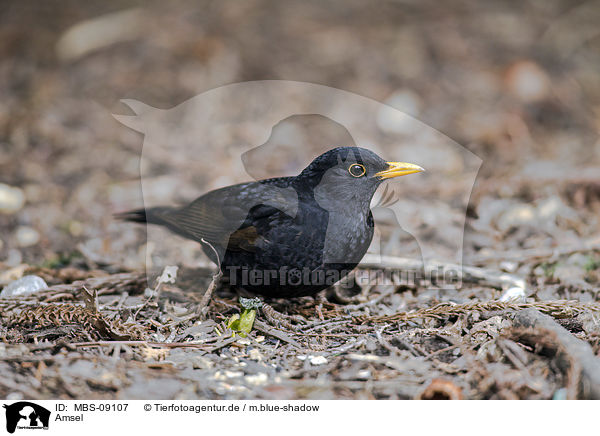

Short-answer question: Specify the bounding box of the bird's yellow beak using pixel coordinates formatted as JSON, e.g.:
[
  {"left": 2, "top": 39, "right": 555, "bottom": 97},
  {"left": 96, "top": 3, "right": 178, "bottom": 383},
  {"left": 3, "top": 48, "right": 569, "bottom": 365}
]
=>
[{"left": 375, "top": 162, "right": 425, "bottom": 180}]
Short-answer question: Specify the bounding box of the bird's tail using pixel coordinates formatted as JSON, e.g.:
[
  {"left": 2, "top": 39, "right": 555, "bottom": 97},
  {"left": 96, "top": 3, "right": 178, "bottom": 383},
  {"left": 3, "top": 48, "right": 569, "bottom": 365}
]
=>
[{"left": 114, "top": 206, "right": 176, "bottom": 226}]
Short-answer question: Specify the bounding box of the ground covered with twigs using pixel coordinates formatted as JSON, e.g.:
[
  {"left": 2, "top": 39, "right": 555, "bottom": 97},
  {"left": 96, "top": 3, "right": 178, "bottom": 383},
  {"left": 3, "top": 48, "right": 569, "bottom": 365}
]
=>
[
  {"left": 1, "top": 255, "right": 600, "bottom": 400},
  {"left": 2, "top": 0, "right": 600, "bottom": 399}
]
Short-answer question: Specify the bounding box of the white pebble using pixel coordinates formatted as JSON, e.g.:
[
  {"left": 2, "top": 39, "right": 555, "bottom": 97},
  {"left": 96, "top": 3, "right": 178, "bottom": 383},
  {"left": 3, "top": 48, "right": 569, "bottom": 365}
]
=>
[
  {"left": 499, "top": 287, "right": 526, "bottom": 303},
  {"left": 1, "top": 275, "right": 48, "bottom": 298},
  {"left": 500, "top": 261, "right": 518, "bottom": 273},
  {"left": 248, "top": 348, "right": 263, "bottom": 362},
  {"left": 505, "top": 61, "right": 550, "bottom": 102},
  {"left": 0, "top": 183, "right": 25, "bottom": 214},
  {"left": 245, "top": 373, "right": 268, "bottom": 385},
  {"left": 308, "top": 355, "right": 328, "bottom": 365},
  {"left": 15, "top": 226, "right": 40, "bottom": 247}
]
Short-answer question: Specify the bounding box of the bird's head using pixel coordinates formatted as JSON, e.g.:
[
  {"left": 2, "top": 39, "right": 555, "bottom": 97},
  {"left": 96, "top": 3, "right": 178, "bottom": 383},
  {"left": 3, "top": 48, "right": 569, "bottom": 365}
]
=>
[{"left": 297, "top": 146, "right": 424, "bottom": 211}]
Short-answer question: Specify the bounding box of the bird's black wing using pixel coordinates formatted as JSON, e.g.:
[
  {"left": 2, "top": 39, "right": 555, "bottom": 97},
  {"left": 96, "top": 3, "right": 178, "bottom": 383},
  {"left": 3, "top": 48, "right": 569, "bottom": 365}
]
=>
[{"left": 138, "top": 178, "right": 299, "bottom": 252}]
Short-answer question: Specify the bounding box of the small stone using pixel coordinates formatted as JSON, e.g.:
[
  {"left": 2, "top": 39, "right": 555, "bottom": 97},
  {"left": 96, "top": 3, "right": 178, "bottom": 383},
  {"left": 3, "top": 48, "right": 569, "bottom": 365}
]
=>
[
  {"left": 500, "top": 261, "right": 518, "bottom": 273},
  {"left": 537, "top": 196, "right": 563, "bottom": 220},
  {"left": 552, "top": 388, "right": 568, "bottom": 400},
  {"left": 1, "top": 275, "right": 48, "bottom": 298},
  {"left": 15, "top": 226, "right": 40, "bottom": 247},
  {"left": 356, "top": 369, "right": 371, "bottom": 379},
  {"left": 245, "top": 373, "right": 268, "bottom": 386},
  {"left": 0, "top": 183, "right": 25, "bottom": 214},
  {"left": 308, "top": 355, "right": 328, "bottom": 365},
  {"left": 505, "top": 60, "right": 550, "bottom": 102},
  {"left": 248, "top": 348, "right": 263, "bottom": 362},
  {"left": 499, "top": 287, "right": 526, "bottom": 303},
  {"left": 68, "top": 220, "right": 83, "bottom": 236}
]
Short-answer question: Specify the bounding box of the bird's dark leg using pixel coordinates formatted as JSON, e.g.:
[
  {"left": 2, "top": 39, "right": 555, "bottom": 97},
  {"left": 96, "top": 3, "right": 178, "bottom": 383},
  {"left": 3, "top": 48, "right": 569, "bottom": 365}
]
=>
[
  {"left": 315, "top": 289, "right": 328, "bottom": 321},
  {"left": 196, "top": 239, "right": 222, "bottom": 319},
  {"left": 260, "top": 301, "right": 308, "bottom": 331},
  {"left": 235, "top": 288, "right": 307, "bottom": 330},
  {"left": 196, "top": 268, "right": 222, "bottom": 319}
]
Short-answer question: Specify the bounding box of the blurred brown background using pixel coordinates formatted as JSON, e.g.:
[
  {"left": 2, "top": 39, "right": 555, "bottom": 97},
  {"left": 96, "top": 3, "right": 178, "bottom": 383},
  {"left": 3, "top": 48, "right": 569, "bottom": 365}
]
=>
[{"left": 1, "top": 0, "right": 599, "bottom": 273}]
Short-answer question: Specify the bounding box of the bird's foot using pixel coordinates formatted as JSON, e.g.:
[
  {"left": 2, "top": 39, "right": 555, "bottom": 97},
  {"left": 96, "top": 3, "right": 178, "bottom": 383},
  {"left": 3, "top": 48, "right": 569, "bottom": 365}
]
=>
[{"left": 260, "top": 302, "right": 307, "bottom": 331}]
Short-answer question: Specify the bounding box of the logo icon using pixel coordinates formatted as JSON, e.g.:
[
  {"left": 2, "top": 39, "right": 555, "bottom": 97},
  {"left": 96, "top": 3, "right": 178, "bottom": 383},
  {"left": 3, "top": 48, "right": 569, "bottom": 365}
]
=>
[{"left": 3, "top": 402, "right": 50, "bottom": 433}]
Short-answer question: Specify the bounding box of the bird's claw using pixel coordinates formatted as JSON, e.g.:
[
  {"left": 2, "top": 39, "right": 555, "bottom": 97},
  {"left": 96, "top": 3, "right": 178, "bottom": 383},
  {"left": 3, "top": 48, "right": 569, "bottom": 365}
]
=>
[{"left": 260, "top": 302, "right": 306, "bottom": 331}]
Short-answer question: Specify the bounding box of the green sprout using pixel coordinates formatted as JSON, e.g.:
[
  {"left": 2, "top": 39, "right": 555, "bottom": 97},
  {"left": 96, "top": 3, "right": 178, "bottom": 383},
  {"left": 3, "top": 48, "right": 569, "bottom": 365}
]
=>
[{"left": 225, "top": 297, "right": 262, "bottom": 338}]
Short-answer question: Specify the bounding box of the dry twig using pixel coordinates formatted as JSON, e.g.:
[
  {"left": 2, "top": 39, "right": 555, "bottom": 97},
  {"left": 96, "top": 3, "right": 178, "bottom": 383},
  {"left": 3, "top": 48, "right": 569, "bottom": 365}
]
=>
[
  {"left": 511, "top": 308, "right": 600, "bottom": 399},
  {"left": 358, "top": 300, "right": 600, "bottom": 324}
]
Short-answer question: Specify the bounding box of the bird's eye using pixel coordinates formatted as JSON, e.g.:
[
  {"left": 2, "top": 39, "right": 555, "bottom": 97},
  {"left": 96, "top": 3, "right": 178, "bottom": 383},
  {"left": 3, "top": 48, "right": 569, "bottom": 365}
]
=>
[{"left": 348, "top": 163, "right": 366, "bottom": 177}]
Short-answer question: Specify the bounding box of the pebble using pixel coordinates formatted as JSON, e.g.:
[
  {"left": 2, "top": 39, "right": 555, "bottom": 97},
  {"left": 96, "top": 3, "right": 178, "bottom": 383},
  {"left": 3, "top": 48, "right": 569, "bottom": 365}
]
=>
[
  {"left": 1, "top": 275, "right": 48, "bottom": 298},
  {"left": 68, "top": 220, "right": 83, "bottom": 236},
  {"left": 216, "top": 370, "right": 243, "bottom": 380},
  {"left": 245, "top": 373, "right": 268, "bottom": 386},
  {"left": 15, "top": 226, "right": 40, "bottom": 247},
  {"left": 505, "top": 60, "right": 550, "bottom": 102},
  {"left": 0, "top": 183, "right": 25, "bottom": 214},
  {"left": 248, "top": 348, "right": 263, "bottom": 362},
  {"left": 500, "top": 261, "right": 518, "bottom": 273},
  {"left": 552, "top": 388, "right": 568, "bottom": 400},
  {"left": 499, "top": 287, "right": 527, "bottom": 303},
  {"left": 356, "top": 369, "right": 371, "bottom": 380},
  {"left": 308, "top": 355, "right": 328, "bottom": 365}
]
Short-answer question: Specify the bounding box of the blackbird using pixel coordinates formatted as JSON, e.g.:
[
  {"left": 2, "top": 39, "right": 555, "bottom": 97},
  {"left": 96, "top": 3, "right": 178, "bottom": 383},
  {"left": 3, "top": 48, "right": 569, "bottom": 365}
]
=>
[{"left": 118, "top": 146, "right": 423, "bottom": 298}]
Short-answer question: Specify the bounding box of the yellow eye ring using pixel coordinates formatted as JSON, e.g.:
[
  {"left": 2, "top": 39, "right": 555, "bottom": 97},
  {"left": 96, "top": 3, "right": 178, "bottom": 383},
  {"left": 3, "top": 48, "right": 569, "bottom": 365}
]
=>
[{"left": 348, "top": 163, "right": 366, "bottom": 177}]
